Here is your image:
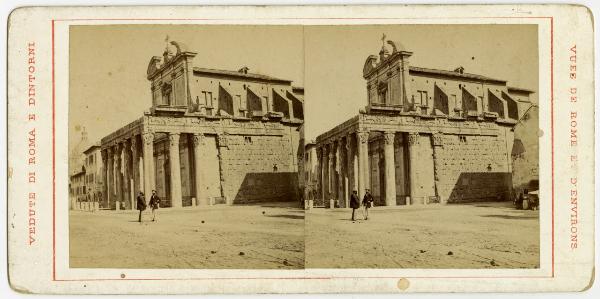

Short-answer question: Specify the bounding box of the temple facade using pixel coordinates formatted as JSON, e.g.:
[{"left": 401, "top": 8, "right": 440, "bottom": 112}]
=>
[
  {"left": 313, "top": 37, "right": 534, "bottom": 208},
  {"left": 99, "top": 40, "right": 303, "bottom": 209}
]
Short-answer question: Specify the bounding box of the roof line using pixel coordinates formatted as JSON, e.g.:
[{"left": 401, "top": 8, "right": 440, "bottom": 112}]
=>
[
  {"left": 409, "top": 66, "right": 506, "bottom": 83},
  {"left": 193, "top": 67, "right": 292, "bottom": 83},
  {"left": 507, "top": 86, "right": 536, "bottom": 93}
]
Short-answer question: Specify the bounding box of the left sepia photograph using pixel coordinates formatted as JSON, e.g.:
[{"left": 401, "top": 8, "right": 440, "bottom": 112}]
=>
[{"left": 68, "top": 25, "right": 305, "bottom": 269}]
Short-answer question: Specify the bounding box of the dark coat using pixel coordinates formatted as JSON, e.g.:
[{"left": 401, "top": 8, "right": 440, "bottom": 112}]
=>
[
  {"left": 136, "top": 195, "right": 146, "bottom": 211},
  {"left": 362, "top": 192, "right": 374, "bottom": 208},
  {"left": 149, "top": 194, "right": 160, "bottom": 209},
  {"left": 350, "top": 193, "right": 360, "bottom": 209}
]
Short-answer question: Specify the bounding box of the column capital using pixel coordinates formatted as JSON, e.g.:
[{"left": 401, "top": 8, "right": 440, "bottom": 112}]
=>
[
  {"left": 383, "top": 131, "right": 396, "bottom": 145},
  {"left": 169, "top": 132, "right": 181, "bottom": 146},
  {"left": 408, "top": 132, "right": 420, "bottom": 145},
  {"left": 142, "top": 132, "right": 155, "bottom": 145},
  {"left": 357, "top": 131, "right": 369, "bottom": 144},
  {"left": 101, "top": 149, "right": 108, "bottom": 161},
  {"left": 112, "top": 144, "right": 121, "bottom": 155},
  {"left": 217, "top": 134, "right": 228, "bottom": 147},
  {"left": 345, "top": 135, "right": 353, "bottom": 150},
  {"left": 192, "top": 133, "right": 205, "bottom": 146},
  {"left": 432, "top": 132, "right": 444, "bottom": 146},
  {"left": 130, "top": 135, "right": 138, "bottom": 151}
]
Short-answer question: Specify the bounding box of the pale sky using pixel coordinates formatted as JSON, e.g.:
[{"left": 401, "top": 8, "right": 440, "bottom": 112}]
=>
[
  {"left": 304, "top": 25, "right": 538, "bottom": 141},
  {"left": 69, "top": 25, "right": 304, "bottom": 152}
]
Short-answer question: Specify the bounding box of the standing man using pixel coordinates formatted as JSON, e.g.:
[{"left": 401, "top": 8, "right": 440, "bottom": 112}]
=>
[
  {"left": 350, "top": 190, "right": 360, "bottom": 221},
  {"left": 149, "top": 190, "right": 160, "bottom": 222},
  {"left": 362, "top": 188, "right": 374, "bottom": 220},
  {"left": 136, "top": 191, "right": 146, "bottom": 222}
]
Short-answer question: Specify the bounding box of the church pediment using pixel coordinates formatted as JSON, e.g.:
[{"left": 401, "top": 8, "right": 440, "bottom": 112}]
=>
[
  {"left": 363, "top": 55, "right": 378, "bottom": 78},
  {"left": 146, "top": 56, "right": 162, "bottom": 78}
]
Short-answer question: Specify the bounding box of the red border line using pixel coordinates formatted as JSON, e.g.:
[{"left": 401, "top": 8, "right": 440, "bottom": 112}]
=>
[
  {"left": 52, "top": 275, "right": 552, "bottom": 282},
  {"left": 52, "top": 16, "right": 555, "bottom": 282},
  {"left": 51, "top": 19, "right": 56, "bottom": 282},
  {"left": 53, "top": 16, "right": 555, "bottom": 21},
  {"left": 550, "top": 17, "right": 555, "bottom": 278}
]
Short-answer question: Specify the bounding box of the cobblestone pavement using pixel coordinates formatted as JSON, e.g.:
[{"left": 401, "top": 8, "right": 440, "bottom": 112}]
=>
[
  {"left": 70, "top": 202, "right": 304, "bottom": 269},
  {"left": 305, "top": 201, "right": 540, "bottom": 269}
]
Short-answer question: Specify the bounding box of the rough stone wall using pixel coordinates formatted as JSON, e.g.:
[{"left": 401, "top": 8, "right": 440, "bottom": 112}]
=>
[
  {"left": 434, "top": 132, "right": 512, "bottom": 202},
  {"left": 220, "top": 127, "right": 299, "bottom": 204}
]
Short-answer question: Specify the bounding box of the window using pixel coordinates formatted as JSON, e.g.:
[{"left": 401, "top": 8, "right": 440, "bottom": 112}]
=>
[
  {"left": 202, "top": 91, "right": 213, "bottom": 107},
  {"left": 377, "top": 81, "right": 388, "bottom": 104},
  {"left": 162, "top": 83, "right": 173, "bottom": 105},
  {"left": 416, "top": 90, "right": 429, "bottom": 107},
  {"left": 244, "top": 136, "right": 253, "bottom": 144},
  {"left": 459, "top": 135, "right": 467, "bottom": 143}
]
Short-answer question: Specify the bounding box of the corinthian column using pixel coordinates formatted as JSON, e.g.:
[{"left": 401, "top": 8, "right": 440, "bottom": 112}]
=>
[
  {"left": 383, "top": 131, "right": 397, "bottom": 206},
  {"left": 131, "top": 136, "right": 140, "bottom": 196},
  {"left": 107, "top": 147, "right": 114, "bottom": 209},
  {"left": 357, "top": 131, "right": 370, "bottom": 200},
  {"left": 345, "top": 137, "right": 352, "bottom": 208},
  {"left": 113, "top": 144, "right": 122, "bottom": 210},
  {"left": 101, "top": 150, "right": 108, "bottom": 209},
  {"left": 336, "top": 139, "right": 344, "bottom": 207},
  {"left": 328, "top": 143, "right": 335, "bottom": 208},
  {"left": 408, "top": 132, "right": 420, "bottom": 205},
  {"left": 321, "top": 146, "right": 328, "bottom": 205},
  {"left": 193, "top": 133, "right": 206, "bottom": 206},
  {"left": 122, "top": 140, "right": 132, "bottom": 210},
  {"left": 169, "top": 133, "right": 182, "bottom": 208},
  {"left": 142, "top": 132, "right": 155, "bottom": 201}
]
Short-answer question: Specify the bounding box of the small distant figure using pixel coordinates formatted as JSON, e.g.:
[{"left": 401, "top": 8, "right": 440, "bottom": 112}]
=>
[
  {"left": 362, "top": 189, "right": 374, "bottom": 220},
  {"left": 149, "top": 190, "right": 160, "bottom": 222},
  {"left": 350, "top": 190, "right": 360, "bottom": 221},
  {"left": 136, "top": 191, "right": 146, "bottom": 222}
]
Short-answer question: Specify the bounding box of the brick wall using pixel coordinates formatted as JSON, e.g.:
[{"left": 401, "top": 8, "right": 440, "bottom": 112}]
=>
[{"left": 434, "top": 132, "right": 512, "bottom": 202}]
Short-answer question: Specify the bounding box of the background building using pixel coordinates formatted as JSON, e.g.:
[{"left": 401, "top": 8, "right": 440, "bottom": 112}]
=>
[
  {"left": 511, "top": 105, "right": 539, "bottom": 197},
  {"left": 99, "top": 41, "right": 304, "bottom": 209},
  {"left": 313, "top": 37, "right": 534, "bottom": 207},
  {"left": 83, "top": 144, "right": 104, "bottom": 205}
]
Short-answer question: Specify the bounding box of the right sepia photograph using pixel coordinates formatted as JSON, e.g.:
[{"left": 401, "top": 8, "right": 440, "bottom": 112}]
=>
[{"left": 301, "top": 25, "right": 539, "bottom": 269}]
